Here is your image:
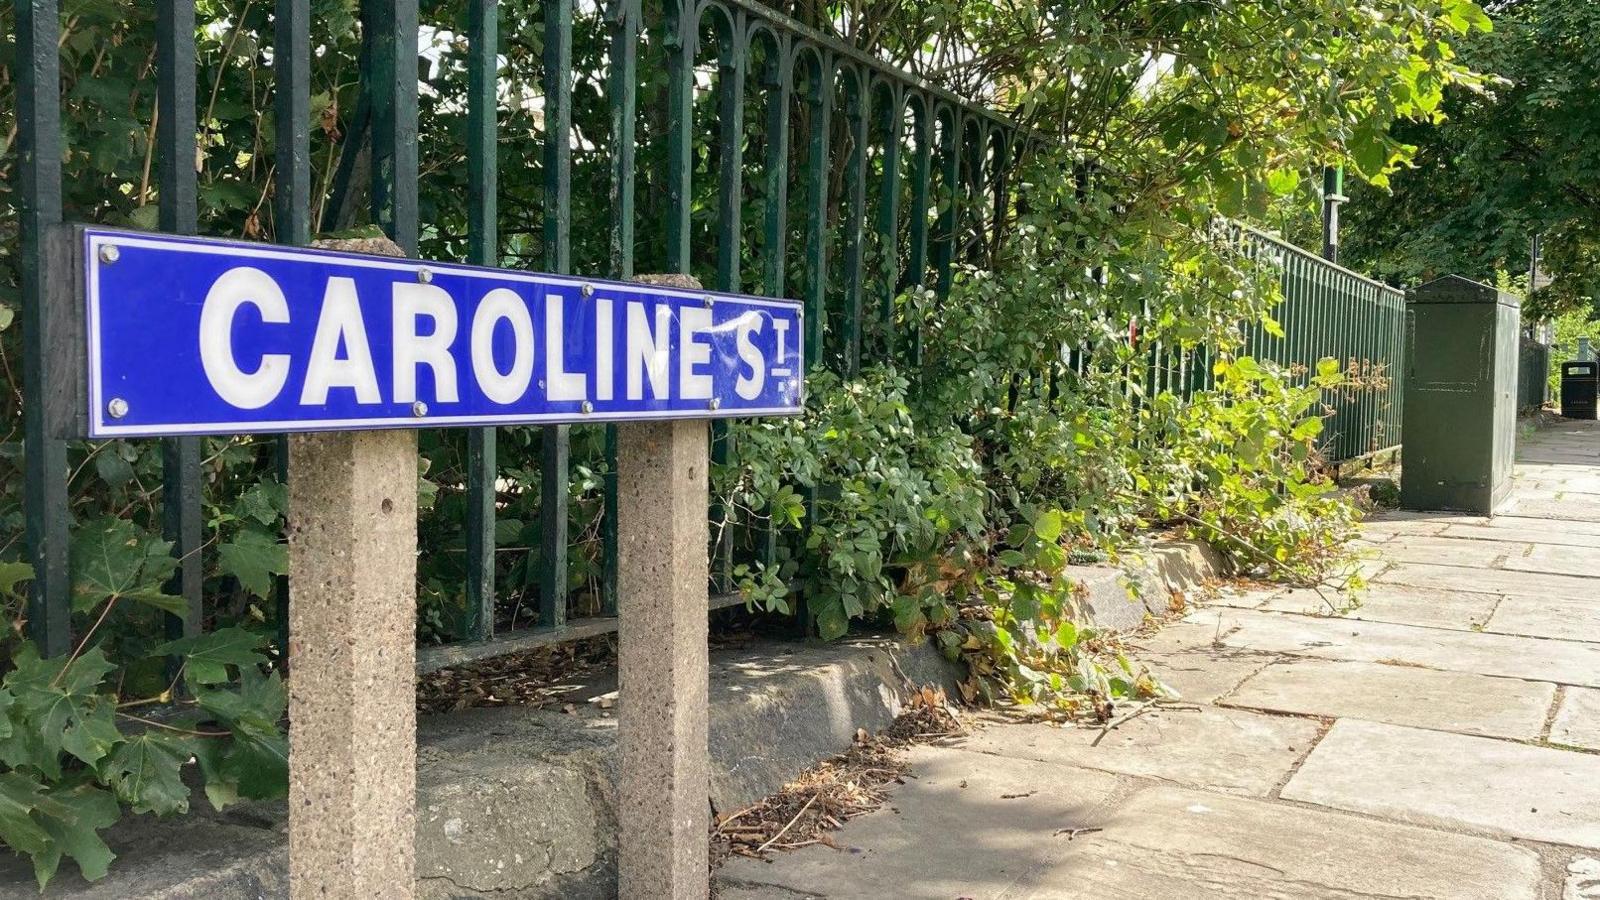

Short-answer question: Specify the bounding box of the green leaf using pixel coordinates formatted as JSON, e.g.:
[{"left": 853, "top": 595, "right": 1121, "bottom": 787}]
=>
[
  {"left": 221, "top": 730, "right": 289, "bottom": 800},
  {"left": 190, "top": 739, "right": 241, "bottom": 811},
  {"left": 191, "top": 668, "right": 289, "bottom": 802},
  {"left": 0, "top": 561, "right": 34, "bottom": 599},
  {"left": 815, "top": 601, "right": 849, "bottom": 641},
  {"left": 1265, "top": 168, "right": 1301, "bottom": 196},
  {"left": 217, "top": 528, "right": 287, "bottom": 598},
  {"left": 70, "top": 517, "right": 175, "bottom": 613},
  {"left": 34, "top": 783, "right": 120, "bottom": 887},
  {"left": 154, "top": 627, "right": 268, "bottom": 686},
  {"left": 1034, "top": 509, "right": 1064, "bottom": 543},
  {"left": 4, "top": 645, "right": 121, "bottom": 770},
  {"left": 106, "top": 732, "right": 193, "bottom": 815},
  {"left": 0, "top": 773, "right": 54, "bottom": 859},
  {"left": 122, "top": 588, "right": 190, "bottom": 618}
]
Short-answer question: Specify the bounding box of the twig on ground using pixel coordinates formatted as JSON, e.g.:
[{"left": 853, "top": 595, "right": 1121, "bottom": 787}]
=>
[{"left": 756, "top": 795, "right": 817, "bottom": 854}]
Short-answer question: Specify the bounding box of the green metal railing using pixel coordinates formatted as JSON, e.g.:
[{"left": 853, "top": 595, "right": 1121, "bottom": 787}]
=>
[
  {"left": 10, "top": 1, "right": 1406, "bottom": 668},
  {"left": 1239, "top": 226, "right": 1407, "bottom": 461},
  {"left": 12, "top": 0, "right": 1029, "bottom": 663}
]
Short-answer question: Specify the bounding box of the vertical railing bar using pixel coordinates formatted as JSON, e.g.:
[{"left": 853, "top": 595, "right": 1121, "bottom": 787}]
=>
[
  {"left": 875, "top": 84, "right": 902, "bottom": 360},
  {"left": 801, "top": 54, "right": 832, "bottom": 370},
  {"left": 840, "top": 70, "right": 868, "bottom": 374},
  {"left": 905, "top": 100, "right": 932, "bottom": 366},
  {"left": 709, "top": 16, "right": 746, "bottom": 593},
  {"left": 753, "top": 37, "right": 794, "bottom": 575},
  {"left": 602, "top": 0, "right": 640, "bottom": 617},
  {"left": 540, "top": 0, "right": 574, "bottom": 631},
  {"left": 714, "top": 20, "right": 746, "bottom": 294},
  {"left": 989, "top": 133, "right": 1009, "bottom": 260},
  {"left": 665, "top": 0, "right": 695, "bottom": 273},
  {"left": 795, "top": 50, "right": 831, "bottom": 635},
  {"left": 17, "top": 0, "right": 71, "bottom": 656},
  {"left": 933, "top": 110, "right": 959, "bottom": 300},
  {"left": 760, "top": 43, "right": 793, "bottom": 300},
  {"left": 463, "top": 0, "right": 499, "bottom": 642},
  {"left": 368, "top": 0, "right": 420, "bottom": 256},
  {"left": 155, "top": 1, "right": 205, "bottom": 659},
  {"left": 272, "top": 0, "right": 312, "bottom": 662}
]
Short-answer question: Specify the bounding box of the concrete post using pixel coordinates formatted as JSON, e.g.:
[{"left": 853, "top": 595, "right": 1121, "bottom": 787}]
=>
[
  {"left": 287, "top": 237, "right": 419, "bottom": 900},
  {"left": 617, "top": 274, "right": 712, "bottom": 898}
]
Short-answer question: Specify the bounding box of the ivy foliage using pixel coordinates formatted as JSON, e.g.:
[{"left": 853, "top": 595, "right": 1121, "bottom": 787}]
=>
[
  {"left": 0, "top": 565, "right": 285, "bottom": 889},
  {"left": 719, "top": 148, "right": 1365, "bottom": 711}
]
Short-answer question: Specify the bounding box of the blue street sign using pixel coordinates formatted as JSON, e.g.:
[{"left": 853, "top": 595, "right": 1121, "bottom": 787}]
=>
[{"left": 69, "top": 228, "right": 804, "bottom": 438}]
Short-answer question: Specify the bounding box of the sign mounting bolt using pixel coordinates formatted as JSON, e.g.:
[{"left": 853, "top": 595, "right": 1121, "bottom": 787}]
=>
[
  {"left": 99, "top": 244, "right": 120, "bottom": 264},
  {"left": 708, "top": 398, "right": 721, "bottom": 411},
  {"left": 703, "top": 294, "right": 714, "bottom": 308},
  {"left": 107, "top": 398, "right": 129, "bottom": 419},
  {"left": 581, "top": 400, "right": 594, "bottom": 414},
  {"left": 581, "top": 283, "right": 594, "bottom": 298},
  {"left": 417, "top": 268, "right": 433, "bottom": 284},
  {"left": 411, "top": 401, "right": 428, "bottom": 417}
]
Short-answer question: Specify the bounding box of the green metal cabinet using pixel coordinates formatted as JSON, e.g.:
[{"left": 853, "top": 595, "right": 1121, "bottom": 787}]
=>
[{"left": 1400, "top": 275, "right": 1520, "bottom": 514}]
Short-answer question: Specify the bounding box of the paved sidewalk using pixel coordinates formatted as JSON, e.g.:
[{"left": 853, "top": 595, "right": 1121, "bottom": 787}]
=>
[{"left": 717, "top": 420, "right": 1600, "bottom": 899}]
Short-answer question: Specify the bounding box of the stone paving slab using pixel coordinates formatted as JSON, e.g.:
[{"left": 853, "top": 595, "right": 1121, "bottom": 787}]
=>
[
  {"left": 1371, "top": 534, "right": 1531, "bottom": 568},
  {"left": 1378, "top": 560, "right": 1598, "bottom": 599},
  {"left": 1443, "top": 522, "right": 1600, "bottom": 549},
  {"left": 1139, "top": 648, "right": 1271, "bottom": 704},
  {"left": 1223, "top": 658, "right": 1554, "bottom": 740},
  {"left": 1486, "top": 594, "right": 1600, "bottom": 643},
  {"left": 718, "top": 777, "right": 1546, "bottom": 900},
  {"left": 1259, "top": 583, "right": 1500, "bottom": 630},
  {"left": 958, "top": 705, "right": 1322, "bottom": 797},
  {"left": 1503, "top": 543, "right": 1600, "bottom": 578},
  {"left": 1552, "top": 688, "right": 1600, "bottom": 751},
  {"left": 1499, "top": 496, "right": 1600, "bottom": 521},
  {"left": 1014, "top": 786, "right": 1542, "bottom": 900},
  {"left": 1195, "top": 606, "right": 1600, "bottom": 687},
  {"left": 1283, "top": 719, "right": 1600, "bottom": 848},
  {"left": 715, "top": 745, "right": 1126, "bottom": 900},
  {"left": 1490, "top": 514, "right": 1600, "bottom": 537}
]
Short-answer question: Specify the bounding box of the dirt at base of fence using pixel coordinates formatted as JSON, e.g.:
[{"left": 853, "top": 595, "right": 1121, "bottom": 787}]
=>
[{"left": 709, "top": 686, "right": 964, "bottom": 869}]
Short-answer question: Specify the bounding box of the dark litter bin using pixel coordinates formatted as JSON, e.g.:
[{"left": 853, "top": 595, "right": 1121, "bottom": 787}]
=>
[{"left": 1562, "top": 361, "right": 1598, "bottom": 419}]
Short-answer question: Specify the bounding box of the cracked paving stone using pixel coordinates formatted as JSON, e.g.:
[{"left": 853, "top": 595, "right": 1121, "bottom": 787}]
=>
[
  {"left": 1223, "top": 658, "right": 1555, "bottom": 740},
  {"left": 1016, "top": 785, "right": 1540, "bottom": 899},
  {"left": 956, "top": 704, "right": 1321, "bottom": 797},
  {"left": 714, "top": 744, "right": 1124, "bottom": 900},
  {"left": 1283, "top": 719, "right": 1600, "bottom": 848}
]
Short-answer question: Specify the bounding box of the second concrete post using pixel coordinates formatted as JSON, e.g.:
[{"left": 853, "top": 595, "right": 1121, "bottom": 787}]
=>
[{"left": 616, "top": 418, "right": 711, "bottom": 898}]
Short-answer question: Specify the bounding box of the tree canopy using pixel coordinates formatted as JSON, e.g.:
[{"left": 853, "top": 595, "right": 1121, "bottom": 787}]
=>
[{"left": 1342, "top": 0, "right": 1600, "bottom": 315}]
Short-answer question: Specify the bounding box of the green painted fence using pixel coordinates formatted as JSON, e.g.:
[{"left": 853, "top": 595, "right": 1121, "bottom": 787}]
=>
[
  {"left": 1240, "top": 225, "right": 1407, "bottom": 462},
  {"left": 9, "top": 0, "right": 1401, "bottom": 666}
]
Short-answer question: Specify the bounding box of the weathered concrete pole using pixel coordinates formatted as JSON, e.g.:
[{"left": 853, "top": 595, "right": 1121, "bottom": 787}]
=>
[
  {"left": 616, "top": 274, "right": 712, "bottom": 898},
  {"left": 287, "top": 237, "right": 419, "bottom": 900}
]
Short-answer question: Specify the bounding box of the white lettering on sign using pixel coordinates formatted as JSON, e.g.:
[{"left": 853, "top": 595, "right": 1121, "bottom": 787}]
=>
[
  {"left": 471, "top": 288, "right": 535, "bottom": 404},
  {"left": 198, "top": 266, "right": 292, "bottom": 409},
  {"left": 190, "top": 265, "right": 793, "bottom": 412},
  {"left": 392, "top": 282, "right": 460, "bottom": 404},
  {"left": 734, "top": 312, "right": 765, "bottom": 400},
  {"left": 626, "top": 303, "right": 672, "bottom": 401},
  {"left": 544, "top": 301, "right": 587, "bottom": 401},
  {"left": 678, "top": 306, "right": 713, "bottom": 400},
  {"left": 300, "top": 277, "right": 382, "bottom": 405}
]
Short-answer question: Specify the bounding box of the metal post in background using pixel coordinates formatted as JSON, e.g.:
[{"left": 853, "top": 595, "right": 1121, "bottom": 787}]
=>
[{"left": 1321, "top": 165, "right": 1345, "bottom": 264}]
